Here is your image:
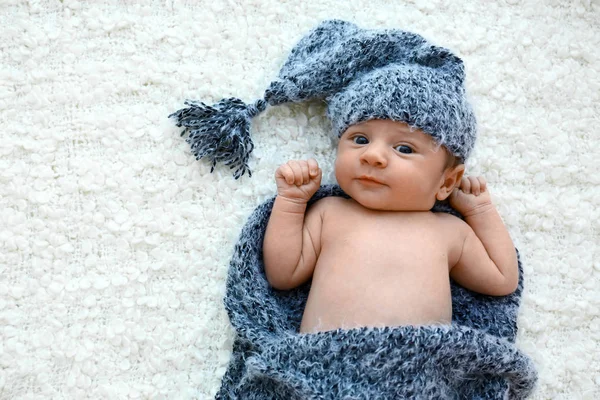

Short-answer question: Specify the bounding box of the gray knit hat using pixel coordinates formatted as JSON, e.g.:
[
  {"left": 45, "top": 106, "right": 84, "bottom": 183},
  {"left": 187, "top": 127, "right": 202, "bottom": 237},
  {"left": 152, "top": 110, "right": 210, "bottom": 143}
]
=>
[{"left": 169, "top": 19, "right": 477, "bottom": 179}]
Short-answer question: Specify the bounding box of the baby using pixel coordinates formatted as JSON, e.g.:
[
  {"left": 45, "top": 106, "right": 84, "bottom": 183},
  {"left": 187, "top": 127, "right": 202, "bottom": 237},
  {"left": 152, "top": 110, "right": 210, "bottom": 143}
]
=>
[
  {"left": 169, "top": 19, "right": 520, "bottom": 334},
  {"left": 263, "top": 119, "right": 519, "bottom": 334},
  {"left": 169, "top": 19, "right": 534, "bottom": 398}
]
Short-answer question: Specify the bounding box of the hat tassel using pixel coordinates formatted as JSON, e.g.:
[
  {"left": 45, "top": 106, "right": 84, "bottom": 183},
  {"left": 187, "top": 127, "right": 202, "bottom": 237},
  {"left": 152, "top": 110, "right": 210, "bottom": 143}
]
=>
[{"left": 168, "top": 97, "right": 267, "bottom": 179}]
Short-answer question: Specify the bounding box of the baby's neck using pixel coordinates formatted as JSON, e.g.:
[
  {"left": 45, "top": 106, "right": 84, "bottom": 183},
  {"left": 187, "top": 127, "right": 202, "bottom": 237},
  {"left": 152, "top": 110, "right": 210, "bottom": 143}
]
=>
[{"left": 348, "top": 198, "right": 433, "bottom": 213}]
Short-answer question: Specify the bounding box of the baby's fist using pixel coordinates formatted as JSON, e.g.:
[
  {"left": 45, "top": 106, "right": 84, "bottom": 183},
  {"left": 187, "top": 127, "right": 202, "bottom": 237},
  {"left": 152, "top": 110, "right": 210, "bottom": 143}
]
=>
[
  {"left": 449, "top": 176, "right": 494, "bottom": 217},
  {"left": 275, "top": 159, "right": 322, "bottom": 202}
]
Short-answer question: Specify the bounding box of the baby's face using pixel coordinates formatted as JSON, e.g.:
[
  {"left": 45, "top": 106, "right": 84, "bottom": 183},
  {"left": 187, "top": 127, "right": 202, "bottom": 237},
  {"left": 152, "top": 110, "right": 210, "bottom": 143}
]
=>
[{"left": 335, "top": 119, "right": 455, "bottom": 211}]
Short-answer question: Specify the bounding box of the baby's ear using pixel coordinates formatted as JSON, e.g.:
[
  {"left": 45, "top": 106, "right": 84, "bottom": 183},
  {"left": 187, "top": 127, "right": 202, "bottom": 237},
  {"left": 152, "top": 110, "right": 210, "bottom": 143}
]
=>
[
  {"left": 452, "top": 164, "right": 465, "bottom": 186},
  {"left": 436, "top": 164, "right": 465, "bottom": 201}
]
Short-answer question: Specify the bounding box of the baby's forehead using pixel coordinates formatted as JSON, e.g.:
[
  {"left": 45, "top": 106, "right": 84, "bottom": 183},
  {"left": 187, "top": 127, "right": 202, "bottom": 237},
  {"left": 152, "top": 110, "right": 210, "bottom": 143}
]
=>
[{"left": 350, "top": 119, "right": 434, "bottom": 142}]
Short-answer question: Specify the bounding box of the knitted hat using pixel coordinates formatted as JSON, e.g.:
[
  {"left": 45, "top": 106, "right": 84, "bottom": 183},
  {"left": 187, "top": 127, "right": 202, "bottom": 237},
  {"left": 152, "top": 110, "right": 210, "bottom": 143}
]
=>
[{"left": 169, "top": 19, "right": 477, "bottom": 179}]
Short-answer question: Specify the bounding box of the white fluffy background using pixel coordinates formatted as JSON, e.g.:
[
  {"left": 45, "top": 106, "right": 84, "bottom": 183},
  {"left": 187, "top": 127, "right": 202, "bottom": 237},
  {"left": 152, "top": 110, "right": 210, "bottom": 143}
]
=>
[{"left": 0, "top": 0, "right": 598, "bottom": 398}]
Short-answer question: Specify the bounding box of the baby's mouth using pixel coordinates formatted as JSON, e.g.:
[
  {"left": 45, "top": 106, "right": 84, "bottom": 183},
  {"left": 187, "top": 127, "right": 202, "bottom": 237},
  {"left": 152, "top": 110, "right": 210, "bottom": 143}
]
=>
[{"left": 356, "top": 175, "right": 386, "bottom": 185}]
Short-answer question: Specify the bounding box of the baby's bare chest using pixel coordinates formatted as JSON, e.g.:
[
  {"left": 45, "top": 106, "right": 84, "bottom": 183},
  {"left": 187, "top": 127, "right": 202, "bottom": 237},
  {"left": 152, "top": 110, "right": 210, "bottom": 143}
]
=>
[
  {"left": 303, "top": 208, "right": 457, "bottom": 330},
  {"left": 320, "top": 209, "right": 452, "bottom": 272}
]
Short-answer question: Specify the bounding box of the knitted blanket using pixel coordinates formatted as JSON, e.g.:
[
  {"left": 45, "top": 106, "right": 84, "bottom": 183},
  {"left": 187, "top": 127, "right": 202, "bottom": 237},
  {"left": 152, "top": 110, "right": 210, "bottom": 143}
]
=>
[{"left": 216, "top": 185, "right": 537, "bottom": 399}]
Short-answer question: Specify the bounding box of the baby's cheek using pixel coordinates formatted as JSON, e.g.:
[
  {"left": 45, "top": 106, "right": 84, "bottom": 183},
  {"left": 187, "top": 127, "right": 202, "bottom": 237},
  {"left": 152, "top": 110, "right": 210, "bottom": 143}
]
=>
[{"left": 333, "top": 156, "right": 349, "bottom": 181}]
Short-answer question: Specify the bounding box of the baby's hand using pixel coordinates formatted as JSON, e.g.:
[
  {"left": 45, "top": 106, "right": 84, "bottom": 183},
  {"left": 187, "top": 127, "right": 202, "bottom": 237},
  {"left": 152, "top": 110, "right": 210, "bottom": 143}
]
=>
[
  {"left": 449, "top": 176, "right": 494, "bottom": 217},
  {"left": 275, "top": 159, "right": 322, "bottom": 203}
]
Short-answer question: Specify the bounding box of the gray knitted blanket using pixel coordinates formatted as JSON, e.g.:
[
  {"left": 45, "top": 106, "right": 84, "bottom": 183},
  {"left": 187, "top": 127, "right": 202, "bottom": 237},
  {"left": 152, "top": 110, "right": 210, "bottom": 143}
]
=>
[{"left": 216, "top": 186, "right": 537, "bottom": 399}]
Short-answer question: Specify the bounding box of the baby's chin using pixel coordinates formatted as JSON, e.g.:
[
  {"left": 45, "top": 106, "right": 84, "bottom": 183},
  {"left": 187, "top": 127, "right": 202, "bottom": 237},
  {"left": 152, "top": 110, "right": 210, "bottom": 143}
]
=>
[
  {"left": 346, "top": 188, "right": 435, "bottom": 212},
  {"left": 348, "top": 193, "right": 408, "bottom": 211},
  {"left": 355, "top": 200, "right": 428, "bottom": 212}
]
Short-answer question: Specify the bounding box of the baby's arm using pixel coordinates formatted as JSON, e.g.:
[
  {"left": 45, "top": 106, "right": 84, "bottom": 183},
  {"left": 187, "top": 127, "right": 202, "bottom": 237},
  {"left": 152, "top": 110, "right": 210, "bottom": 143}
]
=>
[
  {"left": 448, "top": 176, "right": 519, "bottom": 296},
  {"left": 263, "top": 159, "right": 324, "bottom": 290}
]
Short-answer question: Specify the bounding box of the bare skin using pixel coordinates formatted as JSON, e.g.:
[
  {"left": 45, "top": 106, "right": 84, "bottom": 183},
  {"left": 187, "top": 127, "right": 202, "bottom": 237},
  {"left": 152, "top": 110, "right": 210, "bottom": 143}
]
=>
[{"left": 263, "top": 119, "right": 519, "bottom": 334}]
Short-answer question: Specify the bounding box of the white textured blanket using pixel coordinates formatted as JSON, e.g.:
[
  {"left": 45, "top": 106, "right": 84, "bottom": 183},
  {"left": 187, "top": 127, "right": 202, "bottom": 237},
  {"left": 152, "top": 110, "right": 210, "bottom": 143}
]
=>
[{"left": 1, "top": 0, "right": 598, "bottom": 399}]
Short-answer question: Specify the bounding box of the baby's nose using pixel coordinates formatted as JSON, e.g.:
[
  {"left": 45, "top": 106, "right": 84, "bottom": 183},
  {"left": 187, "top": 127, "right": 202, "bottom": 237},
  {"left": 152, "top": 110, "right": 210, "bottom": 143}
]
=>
[{"left": 359, "top": 145, "right": 388, "bottom": 167}]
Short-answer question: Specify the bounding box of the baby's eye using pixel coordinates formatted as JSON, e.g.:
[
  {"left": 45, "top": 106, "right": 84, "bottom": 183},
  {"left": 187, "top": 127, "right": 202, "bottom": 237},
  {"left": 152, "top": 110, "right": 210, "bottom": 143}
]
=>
[
  {"left": 352, "top": 135, "right": 369, "bottom": 145},
  {"left": 395, "top": 145, "right": 413, "bottom": 154}
]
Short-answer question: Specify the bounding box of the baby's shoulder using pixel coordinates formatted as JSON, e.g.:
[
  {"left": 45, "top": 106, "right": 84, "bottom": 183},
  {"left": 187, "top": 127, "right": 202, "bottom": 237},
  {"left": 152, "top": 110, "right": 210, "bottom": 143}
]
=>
[
  {"left": 313, "top": 196, "right": 350, "bottom": 207},
  {"left": 431, "top": 212, "right": 471, "bottom": 266},
  {"left": 308, "top": 195, "right": 350, "bottom": 214},
  {"left": 432, "top": 211, "right": 466, "bottom": 228},
  {"left": 432, "top": 211, "right": 470, "bottom": 244}
]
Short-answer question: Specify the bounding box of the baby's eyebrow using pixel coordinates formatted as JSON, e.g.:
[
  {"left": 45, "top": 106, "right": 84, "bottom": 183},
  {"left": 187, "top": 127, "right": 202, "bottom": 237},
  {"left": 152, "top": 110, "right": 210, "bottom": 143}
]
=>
[
  {"left": 394, "top": 129, "right": 415, "bottom": 136},
  {"left": 393, "top": 129, "right": 427, "bottom": 142},
  {"left": 352, "top": 123, "right": 429, "bottom": 142}
]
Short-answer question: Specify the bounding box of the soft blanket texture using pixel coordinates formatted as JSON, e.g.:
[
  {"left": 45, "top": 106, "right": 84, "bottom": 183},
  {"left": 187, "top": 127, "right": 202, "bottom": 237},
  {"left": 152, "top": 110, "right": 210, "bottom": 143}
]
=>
[
  {"left": 215, "top": 185, "right": 537, "bottom": 399},
  {"left": 1, "top": 0, "right": 598, "bottom": 399}
]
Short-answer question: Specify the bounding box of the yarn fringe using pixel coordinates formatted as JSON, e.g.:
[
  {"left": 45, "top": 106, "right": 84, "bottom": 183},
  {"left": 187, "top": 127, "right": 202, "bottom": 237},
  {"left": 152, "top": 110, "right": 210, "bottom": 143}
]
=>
[{"left": 168, "top": 98, "right": 267, "bottom": 179}]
